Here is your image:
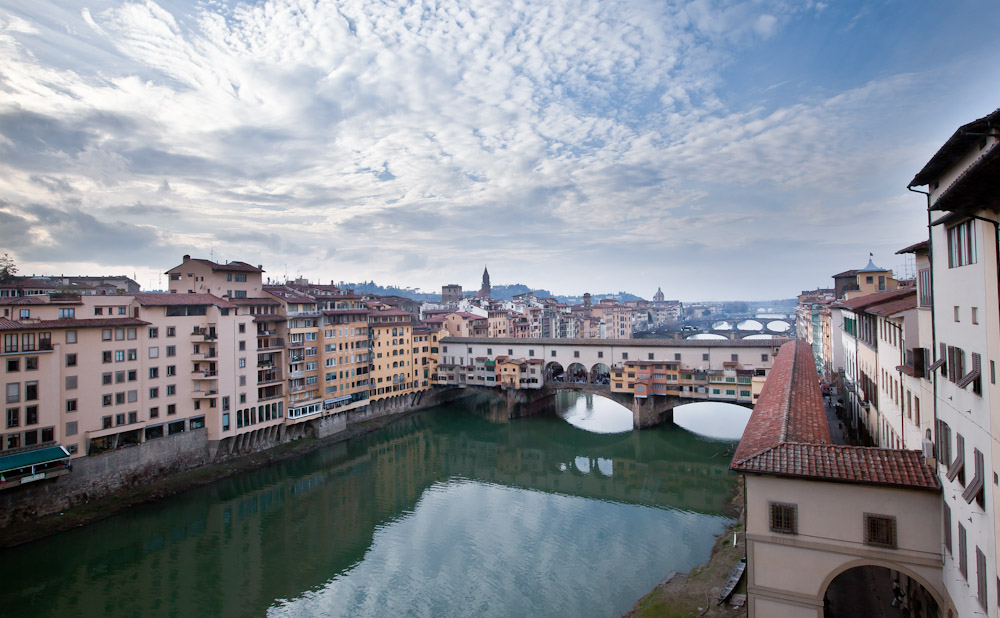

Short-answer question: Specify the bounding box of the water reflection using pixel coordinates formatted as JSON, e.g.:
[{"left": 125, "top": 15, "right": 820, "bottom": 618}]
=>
[
  {"left": 556, "top": 392, "right": 633, "bottom": 433},
  {"left": 672, "top": 401, "right": 753, "bottom": 441},
  {"left": 0, "top": 393, "right": 738, "bottom": 618}
]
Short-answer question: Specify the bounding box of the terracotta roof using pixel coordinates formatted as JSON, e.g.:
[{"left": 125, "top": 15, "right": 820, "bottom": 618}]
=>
[
  {"left": 0, "top": 297, "right": 48, "bottom": 305},
  {"left": 167, "top": 258, "right": 263, "bottom": 273},
  {"left": 734, "top": 444, "right": 939, "bottom": 491},
  {"left": 731, "top": 340, "right": 939, "bottom": 491},
  {"left": 0, "top": 317, "right": 149, "bottom": 330},
  {"left": 370, "top": 309, "right": 412, "bottom": 317},
  {"left": 732, "top": 341, "right": 829, "bottom": 464},
  {"left": 896, "top": 240, "right": 929, "bottom": 255},
  {"left": 0, "top": 317, "right": 22, "bottom": 330},
  {"left": 866, "top": 291, "right": 917, "bottom": 317},
  {"left": 0, "top": 279, "right": 59, "bottom": 290},
  {"left": 831, "top": 269, "right": 859, "bottom": 278},
  {"left": 134, "top": 293, "right": 236, "bottom": 308},
  {"left": 833, "top": 288, "right": 913, "bottom": 312}
]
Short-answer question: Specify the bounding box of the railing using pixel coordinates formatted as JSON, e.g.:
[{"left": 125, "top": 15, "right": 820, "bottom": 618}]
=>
[{"left": 289, "top": 370, "right": 305, "bottom": 379}]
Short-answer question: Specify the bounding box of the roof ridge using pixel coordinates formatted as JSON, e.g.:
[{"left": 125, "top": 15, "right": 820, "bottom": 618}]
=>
[{"left": 779, "top": 346, "right": 796, "bottom": 443}]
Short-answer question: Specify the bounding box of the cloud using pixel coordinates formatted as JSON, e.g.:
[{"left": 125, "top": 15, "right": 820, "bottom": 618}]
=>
[{"left": 0, "top": 0, "right": 997, "bottom": 298}]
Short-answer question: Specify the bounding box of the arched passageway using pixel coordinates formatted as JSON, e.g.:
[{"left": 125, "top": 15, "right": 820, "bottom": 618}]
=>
[
  {"left": 566, "top": 363, "right": 588, "bottom": 383},
  {"left": 590, "top": 363, "right": 610, "bottom": 385},
  {"left": 824, "top": 565, "right": 939, "bottom": 618},
  {"left": 545, "top": 362, "right": 564, "bottom": 382}
]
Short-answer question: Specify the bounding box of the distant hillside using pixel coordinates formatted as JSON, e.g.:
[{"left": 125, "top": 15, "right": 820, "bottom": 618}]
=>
[{"left": 336, "top": 281, "right": 439, "bottom": 301}]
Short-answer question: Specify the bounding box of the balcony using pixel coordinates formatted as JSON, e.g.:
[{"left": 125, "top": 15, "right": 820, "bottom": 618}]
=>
[
  {"left": 289, "top": 370, "right": 305, "bottom": 379},
  {"left": 192, "top": 390, "right": 218, "bottom": 397},
  {"left": 258, "top": 371, "right": 283, "bottom": 385},
  {"left": 289, "top": 355, "right": 305, "bottom": 363},
  {"left": 287, "top": 339, "right": 306, "bottom": 348},
  {"left": 258, "top": 338, "right": 284, "bottom": 350},
  {"left": 191, "top": 327, "right": 218, "bottom": 341}
]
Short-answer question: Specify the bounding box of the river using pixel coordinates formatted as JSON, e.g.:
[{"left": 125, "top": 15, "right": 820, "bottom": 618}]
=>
[{"left": 0, "top": 393, "right": 748, "bottom": 618}]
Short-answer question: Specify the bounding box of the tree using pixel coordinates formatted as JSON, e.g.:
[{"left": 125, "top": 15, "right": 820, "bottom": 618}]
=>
[{"left": 0, "top": 253, "right": 17, "bottom": 283}]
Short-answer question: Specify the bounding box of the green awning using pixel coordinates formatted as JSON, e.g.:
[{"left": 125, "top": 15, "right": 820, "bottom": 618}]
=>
[{"left": 0, "top": 446, "right": 70, "bottom": 474}]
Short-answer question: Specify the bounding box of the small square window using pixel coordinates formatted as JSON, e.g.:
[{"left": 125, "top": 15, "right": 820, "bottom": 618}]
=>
[
  {"left": 648, "top": 353, "right": 654, "bottom": 360},
  {"left": 863, "top": 513, "right": 897, "bottom": 549},
  {"left": 769, "top": 502, "right": 797, "bottom": 534},
  {"left": 703, "top": 353, "right": 709, "bottom": 361},
  {"left": 66, "top": 353, "right": 77, "bottom": 367}
]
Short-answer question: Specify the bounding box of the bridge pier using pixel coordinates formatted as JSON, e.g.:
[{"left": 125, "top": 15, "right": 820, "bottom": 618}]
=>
[
  {"left": 631, "top": 396, "right": 679, "bottom": 429},
  {"left": 483, "top": 385, "right": 683, "bottom": 430}
]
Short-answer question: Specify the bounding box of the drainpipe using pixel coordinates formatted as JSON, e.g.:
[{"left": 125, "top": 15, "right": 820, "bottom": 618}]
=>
[{"left": 909, "top": 185, "right": 939, "bottom": 470}]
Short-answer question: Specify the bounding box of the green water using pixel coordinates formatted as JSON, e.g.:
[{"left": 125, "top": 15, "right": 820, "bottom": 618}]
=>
[{"left": 0, "top": 393, "right": 741, "bottom": 618}]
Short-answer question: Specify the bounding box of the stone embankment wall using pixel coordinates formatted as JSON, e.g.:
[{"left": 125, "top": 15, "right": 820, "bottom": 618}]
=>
[
  {"left": 0, "top": 428, "right": 208, "bottom": 527},
  {"left": 1, "top": 386, "right": 470, "bottom": 529}
]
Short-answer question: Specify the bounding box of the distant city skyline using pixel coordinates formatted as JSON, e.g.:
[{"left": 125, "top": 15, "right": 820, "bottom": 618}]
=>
[{"left": 1, "top": 0, "right": 998, "bottom": 299}]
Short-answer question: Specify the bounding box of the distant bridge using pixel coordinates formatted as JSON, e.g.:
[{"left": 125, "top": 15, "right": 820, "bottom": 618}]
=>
[{"left": 437, "top": 337, "right": 786, "bottom": 428}]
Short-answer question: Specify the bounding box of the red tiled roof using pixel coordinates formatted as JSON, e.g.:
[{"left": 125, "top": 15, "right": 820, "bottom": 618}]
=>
[
  {"left": 833, "top": 288, "right": 913, "bottom": 312},
  {"left": 0, "top": 297, "right": 49, "bottom": 305},
  {"left": 896, "top": 240, "right": 929, "bottom": 255},
  {"left": 0, "top": 279, "right": 58, "bottom": 290},
  {"left": 0, "top": 317, "right": 149, "bottom": 330},
  {"left": 831, "top": 269, "right": 859, "bottom": 278},
  {"left": 731, "top": 340, "right": 939, "bottom": 492},
  {"left": 866, "top": 292, "right": 917, "bottom": 317},
  {"left": 731, "top": 341, "right": 829, "bottom": 464},
  {"left": 167, "top": 259, "right": 263, "bottom": 273},
  {"left": 134, "top": 293, "right": 236, "bottom": 308},
  {"left": 733, "top": 444, "right": 939, "bottom": 491}
]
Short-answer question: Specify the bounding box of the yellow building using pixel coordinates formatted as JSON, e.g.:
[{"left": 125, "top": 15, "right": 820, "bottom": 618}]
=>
[{"left": 369, "top": 309, "right": 420, "bottom": 400}]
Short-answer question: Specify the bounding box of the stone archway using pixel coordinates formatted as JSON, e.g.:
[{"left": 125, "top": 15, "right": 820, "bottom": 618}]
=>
[
  {"left": 545, "top": 361, "right": 564, "bottom": 382},
  {"left": 821, "top": 560, "right": 944, "bottom": 618},
  {"left": 590, "top": 363, "right": 610, "bottom": 385},
  {"left": 566, "top": 362, "right": 588, "bottom": 384}
]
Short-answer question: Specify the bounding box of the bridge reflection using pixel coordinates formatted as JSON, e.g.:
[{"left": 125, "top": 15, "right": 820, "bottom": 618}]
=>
[{"left": 2, "top": 394, "right": 737, "bottom": 618}]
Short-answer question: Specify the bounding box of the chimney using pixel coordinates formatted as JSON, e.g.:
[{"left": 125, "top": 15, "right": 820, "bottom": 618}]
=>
[
  {"left": 183, "top": 254, "right": 191, "bottom": 263},
  {"left": 258, "top": 265, "right": 263, "bottom": 270}
]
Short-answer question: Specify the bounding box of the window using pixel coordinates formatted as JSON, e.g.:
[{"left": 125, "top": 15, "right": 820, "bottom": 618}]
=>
[
  {"left": 166, "top": 326, "right": 176, "bottom": 337},
  {"left": 66, "top": 375, "right": 77, "bottom": 390},
  {"left": 127, "top": 349, "right": 137, "bottom": 361},
  {"left": 166, "top": 385, "right": 176, "bottom": 396},
  {"left": 769, "top": 502, "right": 797, "bottom": 534},
  {"left": 102, "top": 351, "right": 112, "bottom": 364},
  {"left": 115, "top": 370, "right": 125, "bottom": 384},
  {"left": 622, "top": 353, "right": 628, "bottom": 360},
  {"left": 149, "top": 387, "right": 159, "bottom": 399},
  {"left": 115, "top": 392, "right": 125, "bottom": 405},
  {"left": 954, "top": 306, "right": 961, "bottom": 322},
  {"left": 150, "top": 406, "right": 159, "bottom": 418},
  {"left": 102, "top": 394, "right": 112, "bottom": 406},
  {"left": 167, "top": 404, "right": 176, "bottom": 415},
  {"left": 166, "top": 365, "right": 176, "bottom": 377},
  {"left": 148, "top": 327, "right": 158, "bottom": 338},
  {"left": 731, "top": 354, "right": 739, "bottom": 362},
  {"left": 166, "top": 345, "right": 176, "bottom": 357},
  {"left": 959, "top": 523, "right": 968, "bottom": 580},
  {"left": 102, "top": 415, "right": 112, "bottom": 429},
  {"left": 149, "top": 367, "right": 159, "bottom": 379},
  {"left": 66, "top": 330, "right": 77, "bottom": 344},
  {"left": 943, "top": 502, "right": 952, "bottom": 554},
  {"left": 95, "top": 307, "right": 103, "bottom": 316},
  {"left": 948, "top": 219, "right": 977, "bottom": 267},
  {"left": 66, "top": 399, "right": 77, "bottom": 413},
  {"left": 222, "top": 413, "right": 231, "bottom": 431},
  {"left": 863, "top": 514, "right": 897, "bottom": 549},
  {"left": 761, "top": 354, "right": 768, "bottom": 362},
  {"left": 551, "top": 351, "right": 556, "bottom": 357},
  {"left": 66, "top": 421, "right": 77, "bottom": 436},
  {"left": 972, "top": 307, "right": 979, "bottom": 325},
  {"left": 977, "top": 547, "right": 988, "bottom": 609},
  {"left": 102, "top": 329, "right": 112, "bottom": 341},
  {"left": 6, "top": 407, "right": 18, "bottom": 428},
  {"left": 114, "top": 350, "right": 125, "bottom": 362},
  {"left": 115, "top": 413, "right": 125, "bottom": 426},
  {"left": 24, "top": 381, "right": 37, "bottom": 401},
  {"left": 702, "top": 353, "right": 709, "bottom": 361},
  {"left": 149, "top": 347, "right": 159, "bottom": 359}
]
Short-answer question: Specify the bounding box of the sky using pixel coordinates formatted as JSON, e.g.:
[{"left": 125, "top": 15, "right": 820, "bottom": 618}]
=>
[{"left": 1, "top": 0, "right": 999, "bottom": 301}]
